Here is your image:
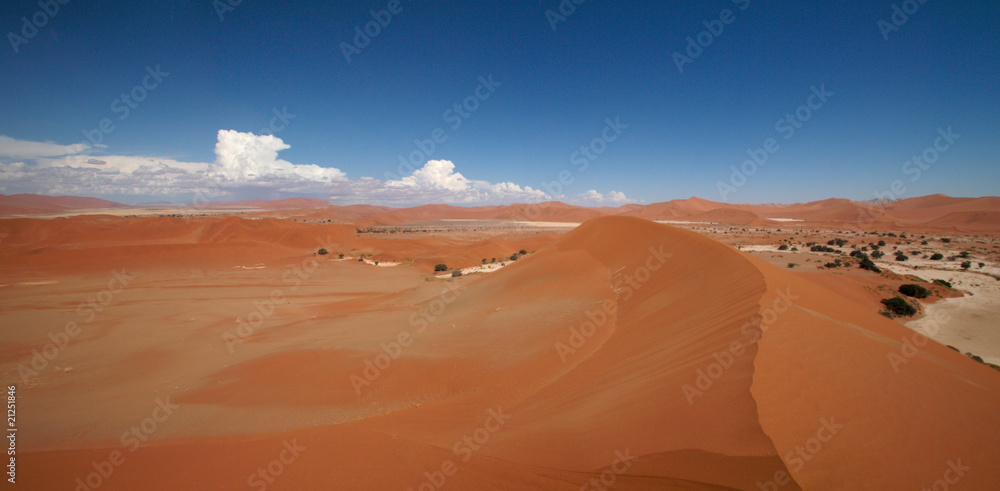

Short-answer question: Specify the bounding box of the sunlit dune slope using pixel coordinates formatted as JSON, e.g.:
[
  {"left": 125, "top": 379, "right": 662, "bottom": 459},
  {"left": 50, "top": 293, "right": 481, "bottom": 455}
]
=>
[{"left": 17, "top": 217, "right": 1000, "bottom": 490}]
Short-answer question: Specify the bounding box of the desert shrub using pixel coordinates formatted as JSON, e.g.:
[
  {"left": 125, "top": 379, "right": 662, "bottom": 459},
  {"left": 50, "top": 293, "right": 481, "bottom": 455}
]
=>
[
  {"left": 791, "top": 247, "right": 798, "bottom": 251},
  {"left": 859, "top": 257, "right": 880, "bottom": 272},
  {"left": 787, "top": 263, "right": 796, "bottom": 268},
  {"left": 895, "top": 253, "right": 908, "bottom": 261},
  {"left": 871, "top": 250, "right": 884, "bottom": 259},
  {"left": 878, "top": 240, "right": 886, "bottom": 246},
  {"left": 434, "top": 264, "right": 448, "bottom": 272},
  {"left": 811, "top": 245, "right": 838, "bottom": 253},
  {"left": 482, "top": 258, "right": 487, "bottom": 263},
  {"left": 921, "top": 240, "right": 929, "bottom": 245},
  {"left": 941, "top": 238, "right": 951, "bottom": 243},
  {"left": 930, "top": 253, "right": 944, "bottom": 260},
  {"left": 898, "top": 284, "right": 929, "bottom": 298},
  {"left": 961, "top": 261, "right": 972, "bottom": 270},
  {"left": 827, "top": 238, "right": 847, "bottom": 247},
  {"left": 338, "top": 253, "right": 345, "bottom": 259},
  {"left": 518, "top": 249, "right": 527, "bottom": 255},
  {"left": 317, "top": 248, "right": 328, "bottom": 255},
  {"left": 933, "top": 279, "right": 952, "bottom": 289},
  {"left": 881, "top": 297, "right": 916, "bottom": 317},
  {"left": 824, "top": 262, "right": 840, "bottom": 268},
  {"left": 778, "top": 244, "right": 789, "bottom": 251},
  {"left": 491, "top": 257, "right": 496, "bottom": 263},
  {"left": 451, "top": 270, "right": 463, "bottom": 277},
  {"left": 979, "top": 262, "right": 985, "bottom": 268},
  {"left": 509, "top": 254, "right": 519, "bottom": 261},
  {"left": 959, "top": 251, "right": 970, "bottom": 258}
]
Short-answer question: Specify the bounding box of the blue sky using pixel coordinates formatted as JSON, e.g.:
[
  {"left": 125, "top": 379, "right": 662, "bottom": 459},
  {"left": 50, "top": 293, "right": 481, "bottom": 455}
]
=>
[{"left": 1, "top": 0, "right": 997, "bottom": 206}]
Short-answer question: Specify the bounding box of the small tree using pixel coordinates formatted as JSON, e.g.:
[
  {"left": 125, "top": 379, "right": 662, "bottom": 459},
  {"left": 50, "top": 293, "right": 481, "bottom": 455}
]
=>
[
  {"left": 899, "top": 284, "right": 929, "bottom": 298},
  {"left": 881, "top": 297, "right": 916, "bottom": 317},
  {"left": 434, "top": 264, "right": 448, "bottom": 272}
]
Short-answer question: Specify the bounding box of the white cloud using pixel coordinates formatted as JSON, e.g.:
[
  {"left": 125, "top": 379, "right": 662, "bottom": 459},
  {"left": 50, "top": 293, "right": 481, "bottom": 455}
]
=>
[
  {"left": 0, "top": 136, "right": 90, "bottom": 159},
  {"left": 0, "top": 132, "right": 623, "bottom": 207},
  {"left": 575, "top": 189, "right": 636, "bottom": 205},
  {"left": 211, "top": 130, "right": 346, "bottom": 183}
]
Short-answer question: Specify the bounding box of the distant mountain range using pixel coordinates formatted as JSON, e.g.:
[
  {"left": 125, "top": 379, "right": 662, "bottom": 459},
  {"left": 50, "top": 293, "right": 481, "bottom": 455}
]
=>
[{"left": 2, "top": 193, "right": 999, "bottom": 233}]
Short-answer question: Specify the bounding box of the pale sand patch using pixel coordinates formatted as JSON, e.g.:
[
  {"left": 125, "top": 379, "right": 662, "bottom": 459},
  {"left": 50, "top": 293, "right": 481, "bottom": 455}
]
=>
[
  {"left": 510, "top": 221, "right": 580, "bottom": 228},
  {"left": 362, "top": 258, "right": 400, "bottom": 267},
  {"left": 764, "top": 218, "right": 805, "bottom": 222},
  {"left": 878, "top": 261, "right": 1000, "bottom": 365}
]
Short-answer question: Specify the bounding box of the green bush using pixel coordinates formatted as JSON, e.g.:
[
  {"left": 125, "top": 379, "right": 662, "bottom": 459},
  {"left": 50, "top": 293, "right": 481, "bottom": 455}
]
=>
[
  {"left": 881, "top": 297, "right": 916, "bottom": 317},
  {"left": 317, "top": 248, "right": 328, "bottom": 255},
  {"left": 961, "top": 261, "right": 971, "bottom": 270},
  {"left": 878, "top": 240, "right": 886, "bottom": 247},
  {"left": 434, "top": 264, "right": 448, "bottom": 272},
  {"left": 899, "top": 284, "right": 929, "bottom": 298},
  {"left": 895, "top": 253, "right": 908, "bottom": 261},
  {"left": 778, "top": 244, "right": 789, "bottom": 251},
  {"left": 933, "top": 279, "right": 952, "bottom": 289},
  {"left": 930, "top": 253, "right": 943, "bottom": 260},
  {"left": 451, "top": 270, "right": 463, "bottom": 277},
  {"left": 518, "top": 249, "right": 527, "bottom": 255}
]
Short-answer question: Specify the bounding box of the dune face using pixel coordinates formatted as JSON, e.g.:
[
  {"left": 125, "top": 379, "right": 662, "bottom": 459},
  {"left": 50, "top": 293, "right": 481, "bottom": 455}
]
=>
[{"left": 8, "top": 215, "right": 998, "bottom": 489}]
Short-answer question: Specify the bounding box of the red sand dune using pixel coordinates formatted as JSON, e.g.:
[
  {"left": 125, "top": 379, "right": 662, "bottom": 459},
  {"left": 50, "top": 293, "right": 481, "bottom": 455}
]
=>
[
  {"left": 13, "top": 216, "right": 1000, "bottom": 489},
  {"left": 0, "top": 193, "right": 128, "bottom": 215},
  {"left": 5, "top": 193, "right": 1000, "bottom": 233}
]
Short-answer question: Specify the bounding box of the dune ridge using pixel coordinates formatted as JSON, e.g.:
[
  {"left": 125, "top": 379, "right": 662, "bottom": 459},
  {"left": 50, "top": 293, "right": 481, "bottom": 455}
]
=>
[{"left": 9, "top": 216, "right": 1000, "bottom": 489}]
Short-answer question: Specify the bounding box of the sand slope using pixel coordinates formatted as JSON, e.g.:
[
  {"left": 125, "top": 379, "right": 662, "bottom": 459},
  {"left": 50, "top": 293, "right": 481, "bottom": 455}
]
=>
[{"left": 11, "top": 217, "right": 1000, "bottom": 489}]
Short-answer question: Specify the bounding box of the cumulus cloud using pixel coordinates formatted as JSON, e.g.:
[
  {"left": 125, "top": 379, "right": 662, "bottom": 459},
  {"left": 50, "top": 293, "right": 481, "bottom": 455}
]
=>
[
  {"left": 0, "top": 136, "right": 90, "bottom": 159},
  {"left": 576, "top": 189, "right": 636, "bottom": 205},
  {"left": 0, "top": 132, "right": 625, "bottom": 206},
  {"left": 211, "top": 130, "right": 346, "bottom": 183},
  {"left": 382, "top": 159, "right": 547, "bottom": 204}
]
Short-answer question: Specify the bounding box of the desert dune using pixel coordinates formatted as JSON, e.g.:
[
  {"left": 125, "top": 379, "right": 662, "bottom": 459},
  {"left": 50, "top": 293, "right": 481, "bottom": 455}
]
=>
[{"left": 4, "top": 211, "right": 999, "bottom": 490}]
